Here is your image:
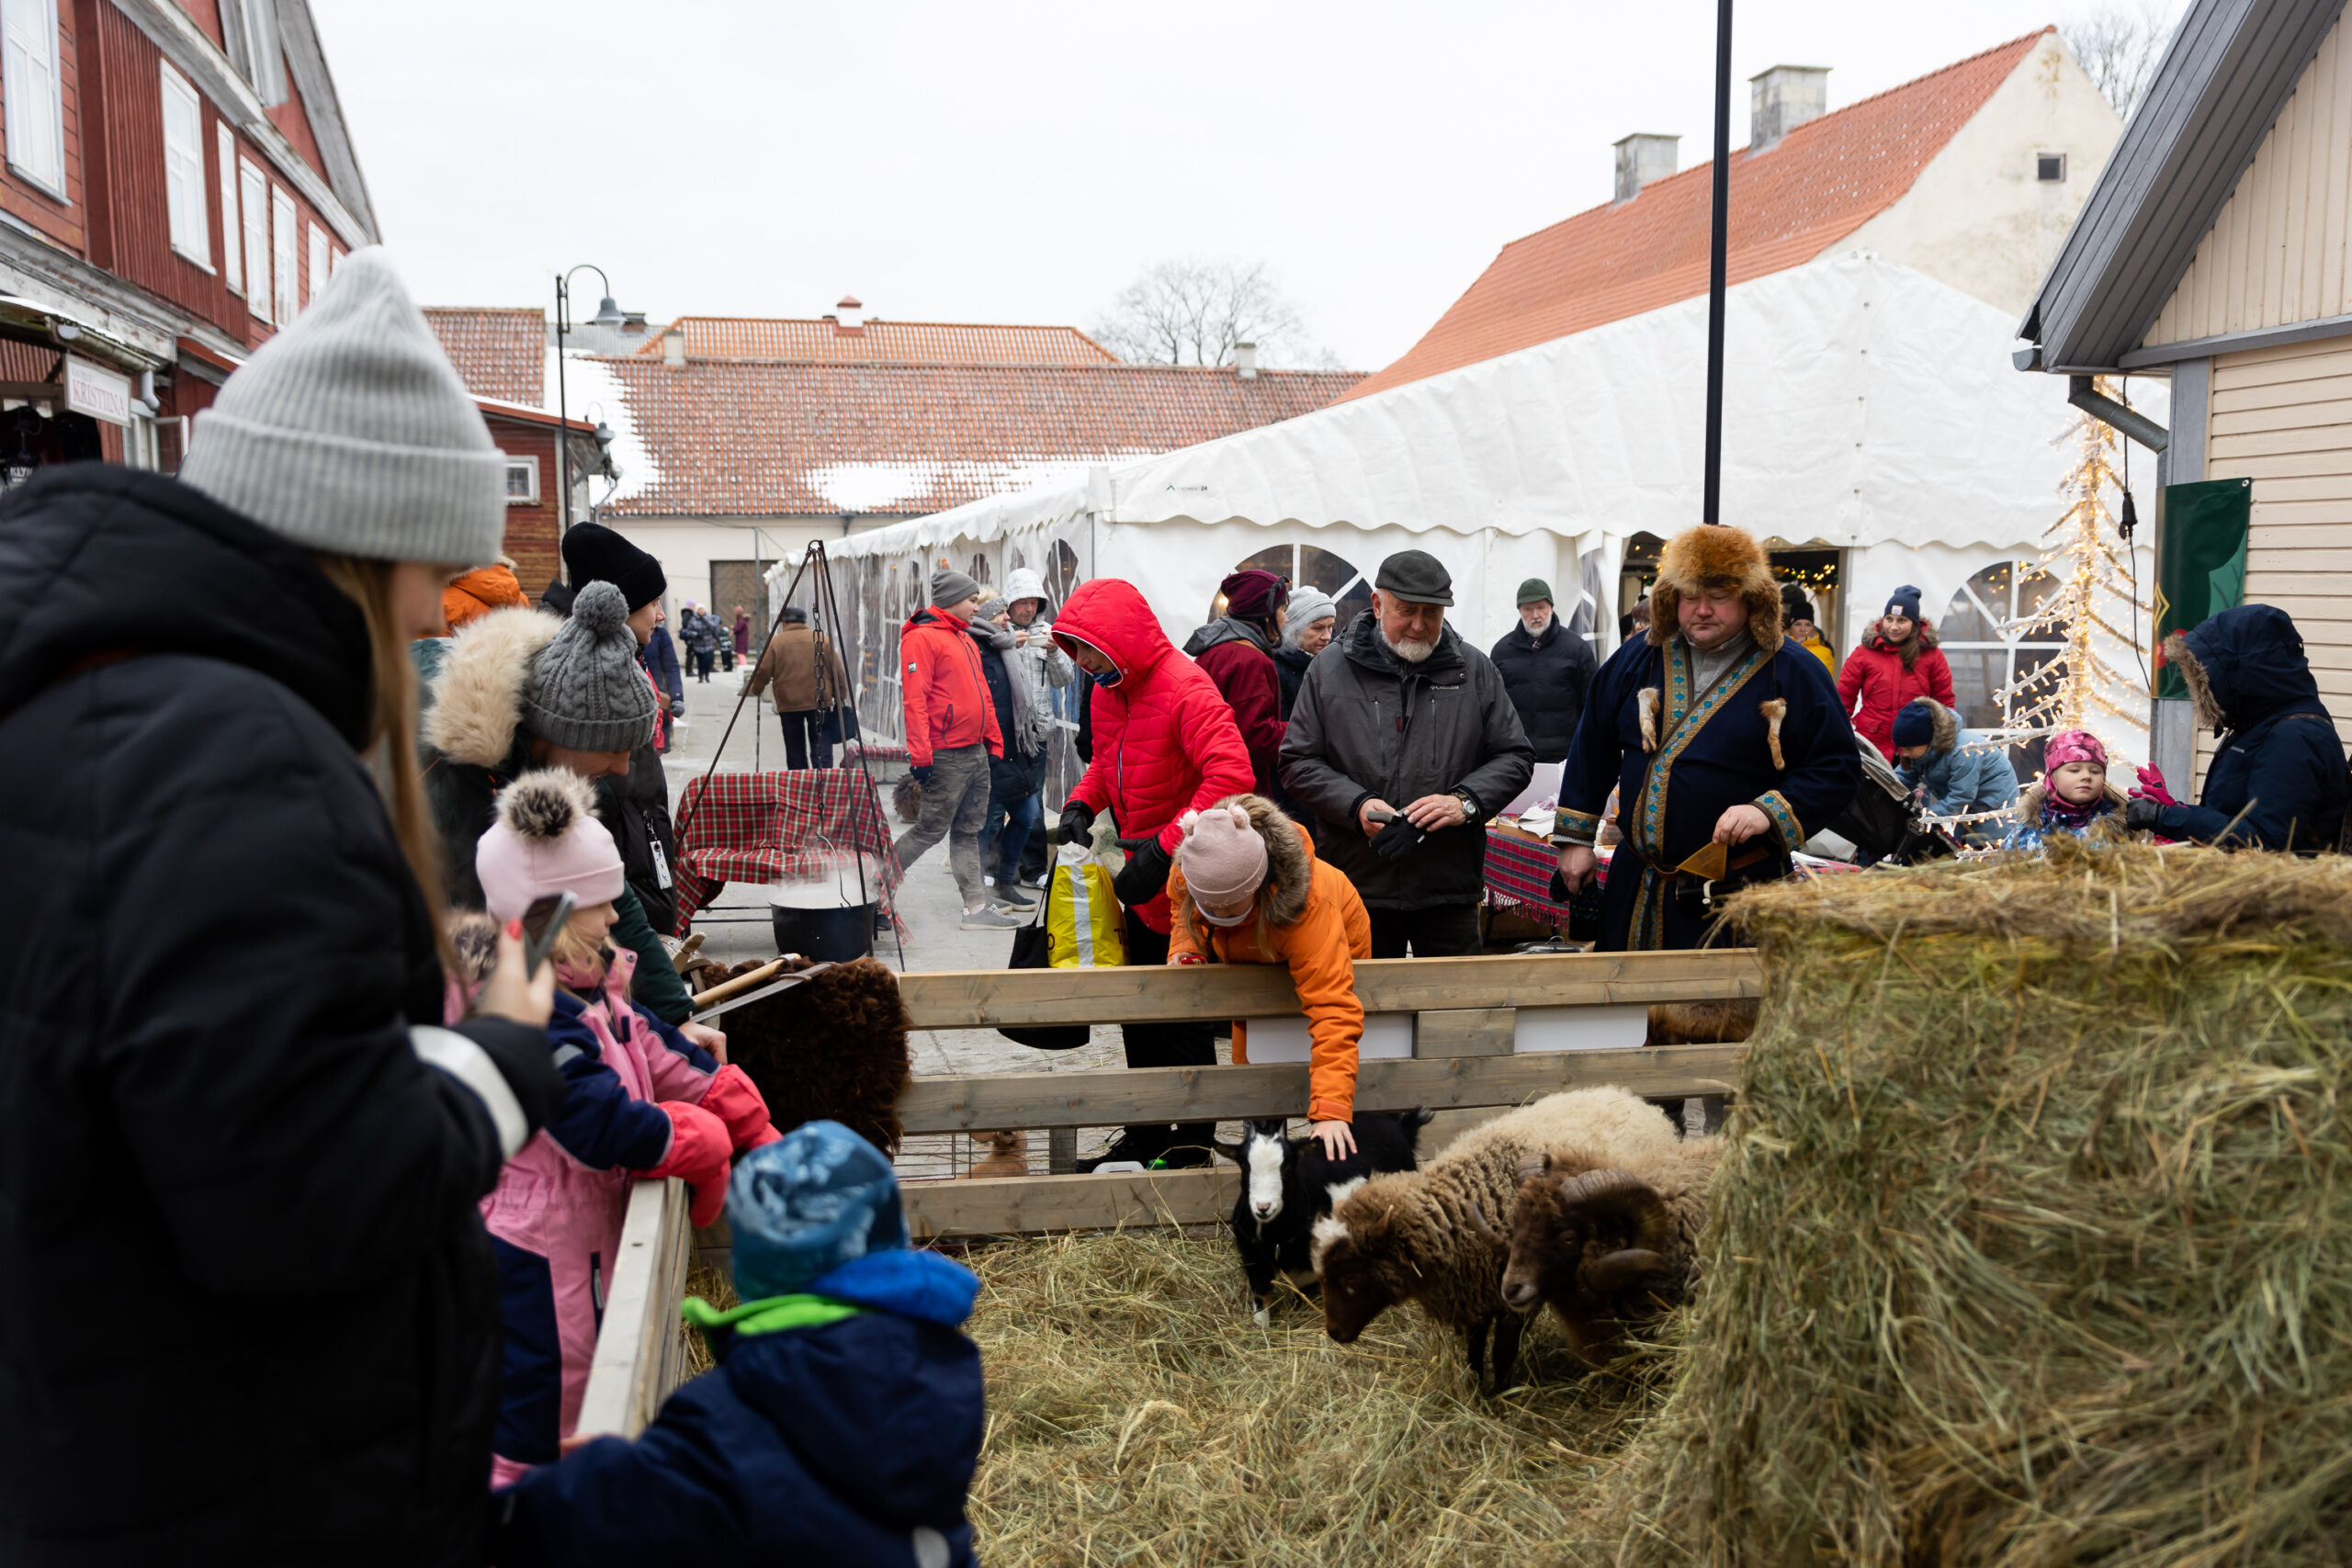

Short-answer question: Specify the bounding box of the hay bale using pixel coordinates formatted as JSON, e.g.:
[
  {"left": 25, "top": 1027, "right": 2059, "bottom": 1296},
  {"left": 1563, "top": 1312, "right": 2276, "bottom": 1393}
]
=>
[
  {"left": 1605, "top": 840, "right": 2352, "bottom": 1566},
  {"left": 965, "top": 1229, "right": 1658, "bottom": 1565}
]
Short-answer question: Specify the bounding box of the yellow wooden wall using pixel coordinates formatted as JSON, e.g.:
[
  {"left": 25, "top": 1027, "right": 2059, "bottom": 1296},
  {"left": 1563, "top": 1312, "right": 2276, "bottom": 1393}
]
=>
[
  {"left": 2148, "top": 15, "right": 2352, "bottom": 348},
  {"left": 2199, "top": 336, "right": 2352, "bottom": 780}
]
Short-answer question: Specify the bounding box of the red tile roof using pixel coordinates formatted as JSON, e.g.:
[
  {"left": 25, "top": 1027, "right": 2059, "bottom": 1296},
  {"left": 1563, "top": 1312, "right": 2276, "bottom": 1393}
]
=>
[
  {"left": 423, "top": 306, "right": 545, "bottom": 406},
  {"left": 1346, "top": 28, "right": 2052, "bottom": 400},
  {"left": 638, "top": 316, "right": 1120, "bottom": 367},
  {"left": 596, "top": 360, "right": 1363, "bottom": 518}
]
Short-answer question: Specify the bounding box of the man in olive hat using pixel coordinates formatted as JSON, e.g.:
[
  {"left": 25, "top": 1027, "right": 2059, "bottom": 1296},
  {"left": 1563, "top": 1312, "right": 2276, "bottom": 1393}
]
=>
[
  {"left": 1280, "top": 549, "right": 1532, "bottom": 956},
  {"left": 1489, "top": 576, "right": 1597, "bottom": 764}
]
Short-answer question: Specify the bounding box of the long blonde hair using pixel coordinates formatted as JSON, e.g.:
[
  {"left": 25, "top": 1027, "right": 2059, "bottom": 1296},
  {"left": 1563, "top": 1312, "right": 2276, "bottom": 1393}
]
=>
[{"left": 310, "top": 553, "right": 450, "bottom": 950}]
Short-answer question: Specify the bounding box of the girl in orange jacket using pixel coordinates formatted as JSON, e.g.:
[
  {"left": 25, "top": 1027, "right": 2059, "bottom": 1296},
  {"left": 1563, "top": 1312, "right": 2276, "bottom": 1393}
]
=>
[{"left": 1167, "top": 795, "right": 1372, "bottom": 1157}]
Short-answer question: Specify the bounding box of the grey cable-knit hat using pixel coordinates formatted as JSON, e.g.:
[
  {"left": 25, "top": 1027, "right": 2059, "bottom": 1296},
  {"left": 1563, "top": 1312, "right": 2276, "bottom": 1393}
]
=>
[
  {"left": 177, "top": 247, "right": 507, "bottom": 565},
  {"left": 930, "top": 569, "right": 980, "bottom": 608},
  {"left": 523, "top": 581, "right": 656, "bottom": 752}
]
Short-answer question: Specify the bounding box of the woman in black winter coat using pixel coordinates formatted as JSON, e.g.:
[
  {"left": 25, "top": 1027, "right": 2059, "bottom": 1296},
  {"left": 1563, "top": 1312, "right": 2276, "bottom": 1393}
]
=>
[{"left": 0, "top": 252, "right": 564, "bottom": 1565}]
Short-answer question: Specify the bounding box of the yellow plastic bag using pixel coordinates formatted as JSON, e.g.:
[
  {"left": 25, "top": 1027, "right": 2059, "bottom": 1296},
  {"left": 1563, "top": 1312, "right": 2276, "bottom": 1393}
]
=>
[{"left": 1046, "top": 846, "right": 1126, "bottom": 968}]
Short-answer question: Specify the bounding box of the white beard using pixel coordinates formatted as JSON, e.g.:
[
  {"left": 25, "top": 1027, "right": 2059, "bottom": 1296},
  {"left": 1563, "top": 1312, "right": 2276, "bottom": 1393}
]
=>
[{"left": 1380, "top": 626, "right": 1438, "bottom": 664}]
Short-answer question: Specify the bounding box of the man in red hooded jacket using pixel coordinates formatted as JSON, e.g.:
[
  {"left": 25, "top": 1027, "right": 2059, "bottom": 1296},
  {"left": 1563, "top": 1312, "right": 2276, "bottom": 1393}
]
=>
[
  {"left": 1050, "top": 577, "right": 1254, "bottom": 1171},
  {"left": 895, "top": 570, "right": 1015, "bottom": 931}
]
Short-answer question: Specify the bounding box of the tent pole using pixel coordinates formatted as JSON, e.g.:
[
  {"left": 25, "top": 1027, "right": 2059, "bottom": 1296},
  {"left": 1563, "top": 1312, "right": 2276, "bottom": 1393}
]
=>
[{"left": 1703, "top": 0, "right": 1733, "bottom": 525}]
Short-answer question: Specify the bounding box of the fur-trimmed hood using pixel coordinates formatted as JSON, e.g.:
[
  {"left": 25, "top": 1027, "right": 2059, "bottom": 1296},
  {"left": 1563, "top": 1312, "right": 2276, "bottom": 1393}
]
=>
[
  {"left": 1905, "top": 696, "right": 1960, "bottom": 753},
  {"left": 1179, "top": 793, "right": 1313, "bottom": 928},
  {"left": 421, "top": 604, "right": 559, "bottom": 766},
  {"left": 2165, "top": 604, "right": 2320, "bottom": 735},
  {"left": 1646, "top": 525, "right": 1783, "bottom": 653}
]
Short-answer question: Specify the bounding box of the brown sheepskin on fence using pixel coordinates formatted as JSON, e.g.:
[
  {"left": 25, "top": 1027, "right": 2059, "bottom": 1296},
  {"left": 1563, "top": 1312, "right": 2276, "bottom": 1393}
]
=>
[{"left": 713, "top": 955, "right": 912, "bottom": 1155}]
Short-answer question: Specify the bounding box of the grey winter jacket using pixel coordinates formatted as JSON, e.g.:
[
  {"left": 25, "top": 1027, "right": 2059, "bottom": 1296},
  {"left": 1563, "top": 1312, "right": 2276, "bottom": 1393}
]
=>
[{"left": 1279, "top": 610, "right": 1533, "bottom": 909}]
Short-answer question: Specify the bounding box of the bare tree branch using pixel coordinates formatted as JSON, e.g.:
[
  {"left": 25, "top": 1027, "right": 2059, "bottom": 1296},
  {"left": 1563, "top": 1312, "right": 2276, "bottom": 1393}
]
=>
[
  {"left": 1089, "top": 258, "right": 1336, "bottom": 368},
  {"left": 2064, "top": 0, "right": 2180, "bottom": 122}
]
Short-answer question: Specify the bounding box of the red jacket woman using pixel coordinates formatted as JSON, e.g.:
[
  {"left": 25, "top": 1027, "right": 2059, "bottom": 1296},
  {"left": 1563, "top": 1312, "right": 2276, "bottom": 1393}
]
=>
[
  {"left": 1838, "top": 584, "right": 1954, "bottom": 760},
  {"left": 1053, "top": 578, "right": 1254, "bottom": 934}
]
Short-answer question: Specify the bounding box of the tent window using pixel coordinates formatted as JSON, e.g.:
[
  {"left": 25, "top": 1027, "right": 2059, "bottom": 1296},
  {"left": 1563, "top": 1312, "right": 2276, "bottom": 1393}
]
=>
[
  {"left": 2, "top": 0, "right": 64, "bottom": 198},
  {"left": 1214, "top": 543, "right": 1370, "bottom": 628},
  {"left": 160, "top": 62, "right": 209, "bottom": 267},
  {"left": 1940, "top": 561, "right": 2068, "bottom": 774}
]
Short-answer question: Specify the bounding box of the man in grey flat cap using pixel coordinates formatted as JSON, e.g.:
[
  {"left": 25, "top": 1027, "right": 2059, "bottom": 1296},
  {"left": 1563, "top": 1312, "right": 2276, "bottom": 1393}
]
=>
[{"left": 1280, "top": 549, "right": 1532, "bottom": 956}]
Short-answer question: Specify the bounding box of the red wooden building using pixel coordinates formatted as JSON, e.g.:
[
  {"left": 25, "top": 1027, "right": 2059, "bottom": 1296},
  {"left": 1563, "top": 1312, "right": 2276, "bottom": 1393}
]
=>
[{"left": 0, "top": 0, "right": 373, "bottom": 479}]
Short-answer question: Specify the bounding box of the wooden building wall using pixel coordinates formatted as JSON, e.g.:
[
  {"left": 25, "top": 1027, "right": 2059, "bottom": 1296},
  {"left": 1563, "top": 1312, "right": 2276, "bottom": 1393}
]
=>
[
  {"left": 2148, "top": 16, "right": 2352, "bottom": 348},
  {"left": 488, "top": 416, "right": 563, "bottom": 602}
]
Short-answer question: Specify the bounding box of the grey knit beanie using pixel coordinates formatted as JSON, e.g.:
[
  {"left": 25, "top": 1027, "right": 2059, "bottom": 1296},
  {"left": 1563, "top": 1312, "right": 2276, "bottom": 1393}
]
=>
[
  {"left": 523, "top": 581, "right": 656, "bottom": 752},
  {"left": 178, "top": 247, "right": 507, "bottom": 565},
  {"left": 930, "top": 570, "right": 980, "bottom": 608}
]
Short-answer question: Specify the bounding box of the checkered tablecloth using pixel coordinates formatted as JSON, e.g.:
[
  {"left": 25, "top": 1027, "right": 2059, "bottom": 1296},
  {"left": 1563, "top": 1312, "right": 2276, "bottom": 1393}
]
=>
[
  {"left": 672, "top": 769, "right": 903, "bottom": 932},
  {"left": 1483, "top": 828, "right": 1608, "bottom": 931}
]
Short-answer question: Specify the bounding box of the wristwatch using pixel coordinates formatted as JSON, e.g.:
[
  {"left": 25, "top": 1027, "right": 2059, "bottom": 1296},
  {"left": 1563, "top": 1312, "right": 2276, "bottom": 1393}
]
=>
[{"left": 1454, "top": 790, "right": 1480, "bottom": 824}]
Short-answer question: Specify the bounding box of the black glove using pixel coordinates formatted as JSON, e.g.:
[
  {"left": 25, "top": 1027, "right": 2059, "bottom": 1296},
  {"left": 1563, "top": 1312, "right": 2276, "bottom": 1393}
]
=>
[
  {"left": 1370, "top": 813, "right": 1426, "bottom": 862},
  {"left": 1111, "top": 839, "right": 1173, "bottom": 907},
  {"left": 1056, "top": 802, "right": 1097, "bottom": 846},
  {"left": 910, "top": 764, "right": 933, "bottom": 785},
  {"left": 2122, "top": 796, "right": 2162, "bottom": 832}
]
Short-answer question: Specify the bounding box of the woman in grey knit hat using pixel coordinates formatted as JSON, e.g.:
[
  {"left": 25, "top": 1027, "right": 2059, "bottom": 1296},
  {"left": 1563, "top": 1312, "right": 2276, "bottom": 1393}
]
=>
[{"left": 0, "top": 248, "right": 566, "bottom": 1564}]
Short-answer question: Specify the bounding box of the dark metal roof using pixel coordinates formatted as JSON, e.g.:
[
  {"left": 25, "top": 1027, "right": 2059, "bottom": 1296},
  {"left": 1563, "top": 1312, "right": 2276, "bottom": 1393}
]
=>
[{"left": 2021, "top": 0, "right": 2346, "bottom": 372}]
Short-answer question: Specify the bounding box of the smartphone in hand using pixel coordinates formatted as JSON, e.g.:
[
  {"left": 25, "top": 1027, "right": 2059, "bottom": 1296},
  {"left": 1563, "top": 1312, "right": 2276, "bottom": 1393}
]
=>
[{"left": 520, "top": 892, "right": 577, "bottom": 979}]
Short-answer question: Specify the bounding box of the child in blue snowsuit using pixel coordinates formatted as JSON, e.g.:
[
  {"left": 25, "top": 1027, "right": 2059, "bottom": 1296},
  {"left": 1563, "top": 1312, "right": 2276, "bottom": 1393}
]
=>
[{"left": 491, "top": 1122, "right": 987, "bottom": 1567}]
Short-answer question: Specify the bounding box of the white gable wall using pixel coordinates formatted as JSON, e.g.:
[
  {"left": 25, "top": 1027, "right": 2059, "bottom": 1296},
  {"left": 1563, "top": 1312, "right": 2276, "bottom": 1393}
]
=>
[{"left": 1843, "top": 29, "right": 2123, "bottom": 321}]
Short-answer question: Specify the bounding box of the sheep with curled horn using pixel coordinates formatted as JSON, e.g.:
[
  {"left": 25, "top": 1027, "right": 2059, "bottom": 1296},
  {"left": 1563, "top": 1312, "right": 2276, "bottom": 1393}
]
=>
[
  {"left": 1308, "top": 1089, "right": 1681, "bottom": 1392},
  {"left": 1476, "top": 1131, "right": 1721, "bottom": 1367}
]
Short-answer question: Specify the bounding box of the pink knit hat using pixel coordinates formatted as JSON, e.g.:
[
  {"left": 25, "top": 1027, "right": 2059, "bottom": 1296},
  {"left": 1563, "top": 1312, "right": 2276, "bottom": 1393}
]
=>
[
  {"left": 2043, "top": 729, "right": 2109, "bottom": 773},
  {"left": 475, "top": 769, "right": 627, "bottom": 923},
  {"left": 1176, "top": 803, "right": 1269, "bottom": 925}
]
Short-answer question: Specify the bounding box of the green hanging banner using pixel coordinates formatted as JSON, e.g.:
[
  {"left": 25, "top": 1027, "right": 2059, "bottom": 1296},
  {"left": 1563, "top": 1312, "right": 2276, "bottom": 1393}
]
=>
[{"left": 2154, "top": 477, "right": 2252, "bottom": 700}]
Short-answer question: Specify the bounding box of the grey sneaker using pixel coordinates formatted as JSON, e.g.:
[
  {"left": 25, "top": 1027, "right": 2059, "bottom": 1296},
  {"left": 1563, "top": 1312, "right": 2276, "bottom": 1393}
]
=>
[
  {"left": 960, "top": 906, "right": 1023, "bottom": 931},
  {"left": 993, "top": 884, "right": 1038, "bottom": 908}
]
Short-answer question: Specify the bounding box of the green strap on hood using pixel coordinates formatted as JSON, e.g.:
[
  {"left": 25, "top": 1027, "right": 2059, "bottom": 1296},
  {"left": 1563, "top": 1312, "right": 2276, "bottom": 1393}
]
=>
[{"left": 682, "top": 1292, "right": 868, "bottom": 1342}]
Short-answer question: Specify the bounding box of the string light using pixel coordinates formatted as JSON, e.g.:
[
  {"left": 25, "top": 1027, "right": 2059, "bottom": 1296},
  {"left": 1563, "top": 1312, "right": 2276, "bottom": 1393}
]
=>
[{"left": 1994, "top": 377, "right": 2150, "bottom": 745}]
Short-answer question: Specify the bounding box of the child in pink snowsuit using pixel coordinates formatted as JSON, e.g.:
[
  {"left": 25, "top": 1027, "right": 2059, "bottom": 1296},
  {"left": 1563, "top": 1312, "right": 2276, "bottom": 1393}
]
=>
[{"left": 469, "top": 770, "right": 782, "bottom": 1486}]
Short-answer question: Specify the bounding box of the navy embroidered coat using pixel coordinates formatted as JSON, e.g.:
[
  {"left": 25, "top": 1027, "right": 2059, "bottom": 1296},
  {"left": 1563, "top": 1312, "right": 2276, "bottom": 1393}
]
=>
[{"left": 1556, "top": 635, "right": 1860, "bottom": 951}]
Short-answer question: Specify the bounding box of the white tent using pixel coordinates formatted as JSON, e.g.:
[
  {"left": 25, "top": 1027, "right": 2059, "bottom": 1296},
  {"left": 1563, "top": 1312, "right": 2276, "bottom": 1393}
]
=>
[{"left": 820, "top": 251, "right": 2160, "bottom": 750}]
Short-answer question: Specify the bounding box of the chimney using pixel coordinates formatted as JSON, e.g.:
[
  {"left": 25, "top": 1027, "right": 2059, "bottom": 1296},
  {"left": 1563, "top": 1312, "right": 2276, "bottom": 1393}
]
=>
[
  {"left": 1612, "top": 133, "right": 1680, "bottom": 203},
  {"left": 1749, "top": 65, "right": 1828, "bottom": 153},
  {"left": 621, "top": 311, "right": 648, "bottom": 338},
  {"left": 662, "top": 324, "right": 684, "bottom": 369},
  {"left": 1235, "top": 341, "right": 1258, "bottom": 380},
  {"left": 834, "top": 294, "right": 864, "bottom": 333}
]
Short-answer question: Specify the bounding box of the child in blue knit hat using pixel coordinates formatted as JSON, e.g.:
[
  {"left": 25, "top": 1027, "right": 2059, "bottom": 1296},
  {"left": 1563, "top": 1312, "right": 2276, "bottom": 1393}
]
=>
[{"left": 491, "top": 1122, "right": 986, "bottom": 1568}]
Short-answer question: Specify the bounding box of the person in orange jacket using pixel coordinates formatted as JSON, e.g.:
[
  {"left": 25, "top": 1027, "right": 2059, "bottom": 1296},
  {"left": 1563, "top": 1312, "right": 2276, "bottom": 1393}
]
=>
[
  {"left": 1166, "top": 794, "right": 1373, "bottom": 1156},
  {"left": 444, "top": 558, "right": 530, "bottom": 631}
]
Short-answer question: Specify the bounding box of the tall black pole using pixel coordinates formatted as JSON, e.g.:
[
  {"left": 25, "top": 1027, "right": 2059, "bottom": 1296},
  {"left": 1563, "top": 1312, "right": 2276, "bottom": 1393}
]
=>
[
  {"left": 553, "top": 274, "right": 571, "bottom": 535},
  {"left": 1702, "top": 0, "right": 1733, "bottom": 525}
]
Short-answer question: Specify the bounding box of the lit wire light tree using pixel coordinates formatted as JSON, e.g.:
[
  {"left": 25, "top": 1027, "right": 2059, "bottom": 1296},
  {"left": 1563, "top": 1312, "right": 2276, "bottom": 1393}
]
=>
[{"left": 1998, "top": 376, "right": 2151, "bottom": 739}]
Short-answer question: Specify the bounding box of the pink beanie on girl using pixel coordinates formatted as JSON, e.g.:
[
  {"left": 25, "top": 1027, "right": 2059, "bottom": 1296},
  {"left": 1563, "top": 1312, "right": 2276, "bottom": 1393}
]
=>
[
  {"left": 2043, "top": 730, "right": 2109, "bottom": 773},
  {"left": 474, "top": 769, "right": 627, "bottom": 923},
  {"left": 1176, "top": 803, "right": 1269, "bottom": 925}
]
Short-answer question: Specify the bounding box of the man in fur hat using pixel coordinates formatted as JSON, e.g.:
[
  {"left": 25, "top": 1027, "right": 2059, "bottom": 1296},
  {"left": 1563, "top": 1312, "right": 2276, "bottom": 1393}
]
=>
[{"left": 1554, "top": 525, "right": 1860, "bottom": 952}]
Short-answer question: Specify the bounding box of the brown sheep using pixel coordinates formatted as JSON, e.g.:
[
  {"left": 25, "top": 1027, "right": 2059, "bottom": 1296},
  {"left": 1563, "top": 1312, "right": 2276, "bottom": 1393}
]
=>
[
  {"left": 1484, "top": 1134, "right": 1720, "bottom": 1366},
  {"left": 707, "top": 955, "right": 912, "bottom": 1156},
  {"left": 1308, "top": 1090, "right": 1666, "bottom": 1391}
]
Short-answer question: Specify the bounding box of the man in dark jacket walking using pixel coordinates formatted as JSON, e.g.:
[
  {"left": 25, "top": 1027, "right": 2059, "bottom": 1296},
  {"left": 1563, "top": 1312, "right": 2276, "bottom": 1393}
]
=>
[
  {"left": 1489, "top": 577, "right": 1597, "bottom": 763},
  {"left": 0, "top": 249, "right": 565, "bottom": 1565},
  {"left": 1280, "top": 550, "right": 1533, "bottom": 957},
  {"left": 2127, "top": 604, "right": 2347, "bottom": 851}
]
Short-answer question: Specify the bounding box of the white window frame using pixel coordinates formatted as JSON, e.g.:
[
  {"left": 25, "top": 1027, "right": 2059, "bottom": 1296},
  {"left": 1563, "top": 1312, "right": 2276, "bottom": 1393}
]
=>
[
  {"left": 305, "top": 222, "right": 328, "bottom": 306},
  {"left": 2, "top": 0, "right": 66, "bottom": 200},
  {"left": 159, "top": 62, "right": 211, "bottom": 269},
  {"left": 239, "top": 160, "right": 270, "bottom": 321},
  {"left": 270, "top": 186, "right": 297, "bottom": 324},
  {"left": 227, "top": 0, "right": 286, "bottom": 107},
  {"left": 504, "top": 456, "right": 539, "bottom": 505},
  {"left": 217, "top": 124, "right": 242, "bottom": 294}
]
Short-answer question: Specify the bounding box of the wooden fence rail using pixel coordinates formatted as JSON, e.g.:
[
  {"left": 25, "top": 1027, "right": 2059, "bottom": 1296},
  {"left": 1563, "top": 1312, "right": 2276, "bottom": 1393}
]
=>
[{"left": 582, "top": 947, "right": 1763, "bottom": 1439}]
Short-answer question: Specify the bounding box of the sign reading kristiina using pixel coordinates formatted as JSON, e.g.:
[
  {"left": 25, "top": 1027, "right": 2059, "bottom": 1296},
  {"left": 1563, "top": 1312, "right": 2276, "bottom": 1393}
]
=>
[{"left": 63, "top": 355, "right": 131, "bottom": 427}]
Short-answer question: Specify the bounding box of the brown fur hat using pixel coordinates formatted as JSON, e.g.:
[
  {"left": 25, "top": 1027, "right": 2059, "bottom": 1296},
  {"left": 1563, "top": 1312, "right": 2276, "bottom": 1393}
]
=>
[{"left": 1645, "top": 525, "right": 1783, "bottom": 652}]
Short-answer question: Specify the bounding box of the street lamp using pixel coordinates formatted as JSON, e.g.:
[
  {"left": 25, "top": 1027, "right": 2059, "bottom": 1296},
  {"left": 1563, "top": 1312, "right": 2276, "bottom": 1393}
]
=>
[{"left": 554, "top": 264, "right": 628, "bottom": 533}]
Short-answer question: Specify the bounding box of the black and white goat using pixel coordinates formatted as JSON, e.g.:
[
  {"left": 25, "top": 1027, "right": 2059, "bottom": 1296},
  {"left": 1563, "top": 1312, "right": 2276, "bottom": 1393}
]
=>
[{"left": 1213, "top": 1108, "right": 1431, "bottom": 1326}]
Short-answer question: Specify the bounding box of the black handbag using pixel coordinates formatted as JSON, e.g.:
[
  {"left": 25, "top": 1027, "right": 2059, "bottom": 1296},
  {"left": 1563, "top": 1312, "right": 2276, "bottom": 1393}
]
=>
[{"left": 999, "top": 873, "right": 1091, "bottom": 1051}]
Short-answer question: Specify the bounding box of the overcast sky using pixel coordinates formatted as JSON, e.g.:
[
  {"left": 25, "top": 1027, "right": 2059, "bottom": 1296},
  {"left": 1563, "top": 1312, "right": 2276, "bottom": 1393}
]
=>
[{"left": 311, "top": 1, "right": 2176, "bottom": 372}]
